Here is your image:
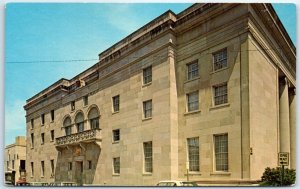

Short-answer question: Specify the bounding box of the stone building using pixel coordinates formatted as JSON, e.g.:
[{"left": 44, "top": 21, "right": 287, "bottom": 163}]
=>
[
  {"left": 4, "top": 136, "right": 27, "bottom": 184},
  {"left": 24, "top": 3, "right": 296, "bottom": 186}
]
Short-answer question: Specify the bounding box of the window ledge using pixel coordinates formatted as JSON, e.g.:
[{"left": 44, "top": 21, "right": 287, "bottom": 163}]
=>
[
  {"left": 31, "top": 147, "right": 34, "bottom": 149},
  {"left": 112, "top": 173, "right": 120, "bottom": 176},
  {"left": 112, "top": 111, "right": 119, "bottom": 115},
  {"left": 210, "top": 67, "right": 229, "bottom": 74},
  {"left": 50, "top": 121, "right": 54, "bottom": 123},
  {"left": 210, "top": 172, "right": 231, "bottom": 176},
  {"left": 41, "top": 143, "right": 44, "bottom": 145},
  {"left": 40, "top": 176, "right": 44, "bottom": 178},
  {"left": 142, "top": 117, "right": 152, "bottom": 121},
  {"left": 30, "top": 176, "right": 33, "bottom": 178},
  {"left": 50, "top": 140, "right": 54, "bottom": 143},
  {"left": 83, "top": 105, "right": 88, "bottom": 108},
  {"left": 184, "top": 76, "right": 200, "bottom": 84},
  {"left": 184, "top": 110, "right": 201, "bottom": 116},
  {"left": 184, "top": 172, "right": 202, "bottom": 176},
  {"left": 209, "top": 103, "right": 230, "bottom": 111},
  {"left": 142, "top": 82, "right": 152, "bottom": 88},
  {"left": 112, "top": 141, "right": 120, "bottom": 144},
  {"left": 41, "top": 124, "right": 44, "bottom": 126},
  {"left": 142, "top": 172, "right": 152, "bottom": 176}
]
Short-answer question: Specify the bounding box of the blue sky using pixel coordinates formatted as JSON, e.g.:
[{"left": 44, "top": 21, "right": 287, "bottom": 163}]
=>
[{"left": 4, "top": 3, "right": 296, "bottom": 145}]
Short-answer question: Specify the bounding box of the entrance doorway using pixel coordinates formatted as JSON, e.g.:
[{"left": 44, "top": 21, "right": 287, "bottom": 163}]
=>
[{"left": 75, "top": 161, "right": 83, "bottom": 185}]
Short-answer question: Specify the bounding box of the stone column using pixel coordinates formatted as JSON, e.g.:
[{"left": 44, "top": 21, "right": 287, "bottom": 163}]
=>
[
  {"left": 289, "top": 88, "right": 296, "bottom": 169},
  {"left": 279, "top": 77, "right": 290, "bottom": 157}
]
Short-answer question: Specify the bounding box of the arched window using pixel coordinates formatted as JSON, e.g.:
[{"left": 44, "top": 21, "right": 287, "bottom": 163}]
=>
[
  {"left": 88, "top": 107, "right": 99, "bottom": 129},
  {"left": 63, "top": 117, "right": 72, "bottom": 136},
  {"left": 75, "top": 112, "right": 84, "bottom": 133}
]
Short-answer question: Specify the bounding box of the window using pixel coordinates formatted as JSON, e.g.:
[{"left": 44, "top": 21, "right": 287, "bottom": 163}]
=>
[
  {"left": 214, "top": 84, "right": 228, "bottom": 106},
  {"left": 88, "top": 107, "right": 100, "bottom": 129},
  {"left": 88, "top": 161, "right": 92, "bottom": 170},
  {"left": 41, "top": 133, "right": 45, "bottom": 144},
  {"left": 31, "top": 162, "right": 34, "bottom": 177},
  {"left": 75, "top": 112, "right": 84, "bottom": 133},
  {"left": 12, "top": 160, "right": 15, "bottom": 169},
  {"left": 71, "top": 101, "right": 75, "bottom": 111},
  {"left": 7, "top": 161, "right": 9, "bottom": 171},
  {"left": 214, "top": 134, "right": 228, "bottom": 171},
  {"left": 41, "top": 161, "right": 45, "bottom": 177},
  {"left": 31, "top": 133, "right": 34, "bottom": 148},
  {"left": 213, "top": 48, "right": 227, "bottom": 71},
  {"left": 50, "top": 160, "right": 54, "bottom": 176},
  {"left": 41, "top": 114, "right": 45, "bottom": 125},
  {"left": 143, "top": 100, "right": 152, "bottom": 118},
  {"left": 187, "top": 137, "right": 199, "bottom": 171},
  {"left": 143, "top": 66, "right": 152, "bottom": 85},
  {"left": 187, "top": 61, "right": 199, "bottom": 80},
  {"left": 143, "top": 141, "right": 153, "bottom": 173},
  {"left": 112, "top": 95, "right": 120, "bottom": 112},
  {"left": 187, "top": 91, "right": 199, "bottom": 112},
  {"left": 113, "top": 129, "right": 120, "bottom": 142},
  {"left": 68, "top": 162, "right": 72, "bottom": 171},
  {"left": 50, "top": 130, "right": 54, "bottom": 142},
  {"left": 63, "top": 117, "right": 72, "bottom": 136},
  {"left": 113, "top": 157, "right": 120, "bottom": 174},
  {"left": 51, "top": 110, "right": 54, "bottom": 121},
  {"left": 31, "top": 119, "right": 34, "bottom": 129},
  {"left": 83, "top": 95, "right": 88, "bottom": 106}
]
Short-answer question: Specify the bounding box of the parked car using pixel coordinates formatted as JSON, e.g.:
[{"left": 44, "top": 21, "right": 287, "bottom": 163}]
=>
[
  {"left": 182, "top": 181, "right": 198, "bottom": 186},
  {"left": 156, "top": 180, "right": 184, "bottom": 186},
  {"left": 29, "top": 182, "right": 48, "bottom": 186},
  {"left": 48, "top": 182, "right": 78, "bottom": 186}
]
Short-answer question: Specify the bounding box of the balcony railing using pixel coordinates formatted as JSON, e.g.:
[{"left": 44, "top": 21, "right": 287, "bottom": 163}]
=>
[{"left": 55, "top": 129, "right": 102, "bottom": 147}]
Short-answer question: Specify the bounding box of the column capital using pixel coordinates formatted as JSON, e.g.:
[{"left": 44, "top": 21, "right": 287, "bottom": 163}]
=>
[
  {"left": 279, "top": 77, "right": 290, "bottom": 87},
  {"left": 289, "top": 87, "right": 296, "bottom": 96}
]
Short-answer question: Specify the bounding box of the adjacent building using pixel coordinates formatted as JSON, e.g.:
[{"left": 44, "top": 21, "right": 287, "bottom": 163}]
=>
[
  {"left": 24, "top": 3, "right": 296, "bottom": 186},
  {"left": 4, "top": 136, "right": 27, "bottom": 185}
]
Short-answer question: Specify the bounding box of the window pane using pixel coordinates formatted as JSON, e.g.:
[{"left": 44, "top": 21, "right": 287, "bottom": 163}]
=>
[
  {"left": 187, "top": 92, "right": 199, "bottom": 112},
  {"left": 214, "top": 84, "right": 228, "bottom": 106},
  {"left": 187, "top": 137, "right": 199, "bottom": 171},
  {"left": 213, "top": 49, "right": 227, "bottom": 71},
  {"left": 214, "top": 134, "right": 228, "bottom": 171},
  {"left": 143, "top": 100, "right": 152, "bottom": 118},
  {"left": 143, "top": 66, "right": 152, "bottom": 84},
  {"left": 113, "top": 95, "right": 120, "bottom": 112},
  {"left": 144, "top": 141, "right": 153, "bottom": 173},
  {"left": 187, "top": 61, "right": 199, "bottom": 80},
  {"left": 113, "top": 157, "right": 120, "bottom": 174}
]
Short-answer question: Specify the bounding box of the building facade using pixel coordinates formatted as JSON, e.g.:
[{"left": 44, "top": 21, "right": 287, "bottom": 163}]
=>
[
  {"left": 4, "top": 136, "right": 27, "bottom": 185},
  {"left": 24, "top": 3, "right": 296, "bottom": 186}
]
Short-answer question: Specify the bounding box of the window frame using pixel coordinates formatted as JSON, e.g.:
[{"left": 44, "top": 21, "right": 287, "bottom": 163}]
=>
[
  {"left": 187, "top": 60, "right": 199, "bottom": 80},
  {"left": 113, "top": 157, "right": 120, "bottom": 174},
  {"left": 31, "top": 162, "right": 34, "bottom": 177},
  {"left": 112, "top": 95, "right": 120, "bottom": 113},
  {"left": 143, "top": 100, "right": 152, "bottom": 119},
  {"left": 143, "top": 66, "right": 152, "bottom": 85},
  {"left": 31, "top": 133, "right": 34, "bottom": 148},
  {"left": 50, "top": 110, "right": 55, "bottom": 122},
  {"left": 41, "top": 161, "right": 45, "bottom": 177},
  {"left": 212, "top": 48, "right": 228, "bottom": 71},
  {"left": 41, "top": 114, "right": 45, "bottom": 125},
  {"left": 112, "top": 129, "right": 120, "bottom": 142},
  {"left": 41, "top": 133, "right": 45, "bottom": 144},
  {"left": 187, "top": 137, "right": 200, "bottom": 172},
  {"left": 50, "top": 130, "right": 54, "bottom": 142},
  {"left": 143, "top": 141, "right": 153, "bottom": 173},
  {"left": 213, "top": 83, "right": 228, "bottom": 106},
  {"left": 50, "top": 159, "right": 54, "bottom": 176},
  {"left": 83, "top": 95, "right": 88, "bottom": 106},
  {"left": 214, "top": 133, "right": 229, "bottom": 172},
  {"left": 31, "top": 119, "right": 34, "bottom": 129},
  {"left": 68, "top": 162, "right": 72, "bottom": 171},
  {"left": 71, "top": 101, "right": 75, "bottom": 111},
  {"left": 187, "top": 91, "right": 199, "bottom": 112}
]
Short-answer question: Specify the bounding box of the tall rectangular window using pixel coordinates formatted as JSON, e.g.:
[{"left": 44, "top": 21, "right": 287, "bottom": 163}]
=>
[
  {"left": 31, "top": 162, "right": 34, "bottom": 177},
  {"left": 71, "top": 101, "right": 75, "bottom": 111},
  {"left": 68, "top": 162, "right": 72, "bottom": 171},
  {"left": 7, "top": 161, "right": 9, "bottom": 171},
  {"left": 143, "top": 66, "right": 152, "bottom": 85},
  {"left": 113, "top": 157, "right": 120, "bottom": 174},
  {"left": 213, "top": 48, "right": 227, "bottom": 71},
  {"left": 214, "top": 84, "right": 228, "bottom": 106},
  {"left": 214, "top": 134, "right": 228, "bottom": 171},
  {"left": 50, "top": 160, "right": 54, "bottom": 176},
  {"left": 31, "top": 119, "right": 34, "bottom": 129},
  {"left": 187, "top": 91, "right": 199, "bottom": 112},
  {"left": 12, "top": 160, "right": 15, "bottom": 169},
  {"left": 143, "top": 141, "right": 153, "bottom": 173},
  {"left": 143, "top": 100, "right": 152, "bottom": 118},
  {"left": 51, "top": 110, "right": 55, "bottom": 121},
  {"left": 65, "top": 126, "right": 72, "bottom": 136},
  {"left": 31, "top": 133, "right": 34, "bottom": 148},
  {"left": 41, "top": 114, "right": 45, "bottom": 125},
  {"left": 88, "top": 160, "right": 92, "bottom": 170},
  {"left": 50, "top": 130, "right": 54, "bottom": 142},
  {"left": 41, "top": 133, "right": 45, "bottom": 144},
  {"left": 41, "top": 161, "right": 45, "bottom": 177},
  {"left": 187, "top": 61, "right": 199, "bottom": 80},
  {"left": 83, "top": 95, "right": 88, "bottom": 106},
  {"left": 187, "top": 137, "right": 199, "bottom": 171},
  {"left": 112, "top": 95, "right": 120, "bottom": 112},
  {"left": 113, "top": 129, "right": 120, "bottom": 142}
]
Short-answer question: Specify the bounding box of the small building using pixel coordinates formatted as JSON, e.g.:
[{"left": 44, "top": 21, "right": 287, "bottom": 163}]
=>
[
  {"left": 24, "top": 3, "right": 295, "bottom": 186},
  {"left": 4, "top": 136, "right": 27, "bottom": 185}
]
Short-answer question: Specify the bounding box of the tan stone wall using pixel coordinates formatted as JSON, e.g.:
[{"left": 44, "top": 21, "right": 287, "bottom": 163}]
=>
[{"left": 248, "top": 38, "right": 279, "bottom": 180}]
